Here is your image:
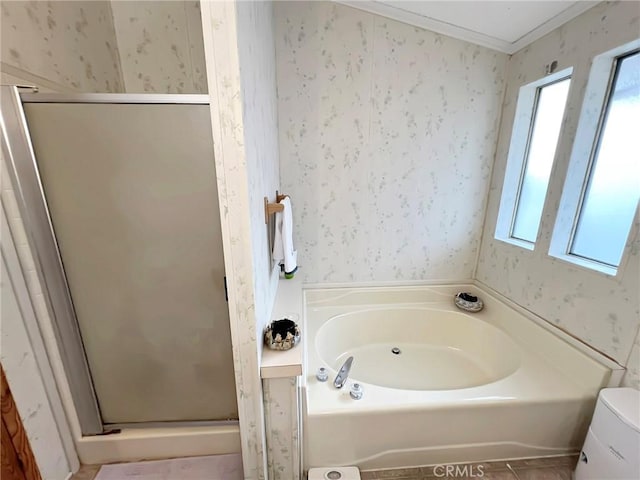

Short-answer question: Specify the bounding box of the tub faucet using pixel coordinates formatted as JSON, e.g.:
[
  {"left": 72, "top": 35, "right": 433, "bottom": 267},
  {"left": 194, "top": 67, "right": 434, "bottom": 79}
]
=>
[{"left": 333, "top": 356, "right": 354, "bottom": 389}]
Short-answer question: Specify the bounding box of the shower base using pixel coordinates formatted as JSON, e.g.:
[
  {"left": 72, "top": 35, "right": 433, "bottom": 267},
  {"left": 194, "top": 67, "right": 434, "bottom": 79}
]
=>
[{"left": 76, "top": 424, "right": 240, "bottom": 464}]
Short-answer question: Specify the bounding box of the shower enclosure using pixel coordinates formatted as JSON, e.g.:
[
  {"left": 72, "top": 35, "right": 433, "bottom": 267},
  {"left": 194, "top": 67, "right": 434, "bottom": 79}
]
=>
[{"left": 1, "top": 87, "right": 237, "bottom": 435}]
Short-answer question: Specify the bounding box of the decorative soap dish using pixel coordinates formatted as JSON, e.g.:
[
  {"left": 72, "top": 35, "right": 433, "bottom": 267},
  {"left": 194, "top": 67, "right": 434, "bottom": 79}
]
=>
[
  {"left": 454, "top": 292, "right": 484, "bottom": 312},
  {"left": 264, "top": 318, "right": 301, "bottom": 351}
]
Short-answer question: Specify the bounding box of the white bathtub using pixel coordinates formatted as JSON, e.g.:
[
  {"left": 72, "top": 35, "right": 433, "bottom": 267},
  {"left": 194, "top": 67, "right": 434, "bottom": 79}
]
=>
[{"left": 303, "top": 284, "right": 618, "bottom": 470}]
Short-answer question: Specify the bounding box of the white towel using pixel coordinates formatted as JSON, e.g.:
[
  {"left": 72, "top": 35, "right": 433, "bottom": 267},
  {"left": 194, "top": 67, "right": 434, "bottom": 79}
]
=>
[{"left": 272, "top": 196, "right": 297, "bottom": 276}]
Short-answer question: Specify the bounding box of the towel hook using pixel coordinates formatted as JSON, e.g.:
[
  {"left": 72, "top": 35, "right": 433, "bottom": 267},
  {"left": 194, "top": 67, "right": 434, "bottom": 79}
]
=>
[{"left": 264, "top": 191, "right": 289, "bottom": 224}]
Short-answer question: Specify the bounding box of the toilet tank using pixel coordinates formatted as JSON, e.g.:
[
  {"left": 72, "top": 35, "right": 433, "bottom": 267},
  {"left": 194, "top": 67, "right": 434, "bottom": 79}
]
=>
[{"left": 575, "top": 388, "right": 640, "bottom": 480}]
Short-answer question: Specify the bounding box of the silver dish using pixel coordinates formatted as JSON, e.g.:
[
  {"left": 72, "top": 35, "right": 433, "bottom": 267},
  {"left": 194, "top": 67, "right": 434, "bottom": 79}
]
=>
[{"left": 454, "top": 292, "right": 484, "bottom": 312}]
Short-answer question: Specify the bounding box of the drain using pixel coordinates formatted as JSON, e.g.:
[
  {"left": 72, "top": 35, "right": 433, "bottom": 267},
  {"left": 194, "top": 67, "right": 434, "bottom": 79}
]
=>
[{"left": 391, "top": 347, "right": 401, "bottom": 355}]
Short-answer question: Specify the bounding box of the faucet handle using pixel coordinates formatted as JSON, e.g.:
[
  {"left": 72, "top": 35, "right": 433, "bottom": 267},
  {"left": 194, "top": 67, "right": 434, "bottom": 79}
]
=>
[
  {"left": 316, "top": 367, "right": 328, "bottom": 382},
  {"left": 350, "top": 383, "right": 363, "bottom": 400}
]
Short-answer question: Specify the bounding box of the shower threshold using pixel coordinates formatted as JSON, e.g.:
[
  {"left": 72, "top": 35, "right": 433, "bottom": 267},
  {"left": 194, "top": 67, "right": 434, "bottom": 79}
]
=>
[
  {"left": 76, "top": 424, "right": 241, "bottom": 465},
  {"left": 104, "top": 419, "right": 239, "bottom": 431}
]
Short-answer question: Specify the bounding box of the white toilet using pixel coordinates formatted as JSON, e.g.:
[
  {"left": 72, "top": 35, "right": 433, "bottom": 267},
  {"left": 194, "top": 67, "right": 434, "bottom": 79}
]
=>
[{"left": 574, "top": 387, "right": 640, "bottom": 479}]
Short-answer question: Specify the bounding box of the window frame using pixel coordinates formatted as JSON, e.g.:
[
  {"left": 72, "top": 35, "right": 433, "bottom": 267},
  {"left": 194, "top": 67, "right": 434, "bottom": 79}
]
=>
[
  {"left": 549, "top": 40, "right": 640, "bottom": 277},
  {"left": 495, "top": 67, "right": 573, "bottom": 250}
]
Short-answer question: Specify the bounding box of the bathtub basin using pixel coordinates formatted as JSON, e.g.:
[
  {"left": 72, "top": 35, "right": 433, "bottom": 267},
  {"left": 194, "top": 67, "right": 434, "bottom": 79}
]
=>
[
  {"left": 316, "top": 308, "right": 520, "bottom": 390},
  {"left": 303, "top": 284, "right": 618, "bottom": 471}
]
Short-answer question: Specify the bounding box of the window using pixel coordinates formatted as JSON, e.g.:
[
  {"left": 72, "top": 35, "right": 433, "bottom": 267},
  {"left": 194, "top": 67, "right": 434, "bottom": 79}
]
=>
[
  {"left": 511, "top": 78, "right": 571, "bottom": 242},
  {"left": 495, "top": 69, "right": 572, "bottom": 249},
  {"left": 570, "top": 52, "right": 640, "bottom": 266},
  {"left": 550, "top": 42, "right": 640, "bottom": 275}
]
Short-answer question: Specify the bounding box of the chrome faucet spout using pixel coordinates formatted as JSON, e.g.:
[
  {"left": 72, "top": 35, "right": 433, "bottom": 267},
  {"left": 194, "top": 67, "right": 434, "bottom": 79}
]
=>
[{"left": 333, "top": 356, "right": 354, "bottom": 389}]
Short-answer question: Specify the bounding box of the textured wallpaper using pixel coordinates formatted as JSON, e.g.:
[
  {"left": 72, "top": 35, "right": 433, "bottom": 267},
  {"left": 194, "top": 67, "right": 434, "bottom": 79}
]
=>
[
  {"left": 476, "top": 1, "right": 640, "bottom": 380},
  {"left": 200, "top": 0, "right": 281, "bottom": 477},
  {"left": 1, "top": 1, "right": 207, "bottom": 94},
  {"left": 0, "top": 1, "right": 123, "bottom": 92},
  {"left": 236, "top": 0, "right": 283, "bottom": 472},
  {"left": 275, "top": 1, "right": 508, "bottom": 284},
  {"left": 236, "top": 0, "right": 281, "bottom": 344},
  {"left": 263, "top": 377, "right": 301, "bottom": 480},
  {"left": 110, "top": 1, "right": 207, "bottom": 93}
]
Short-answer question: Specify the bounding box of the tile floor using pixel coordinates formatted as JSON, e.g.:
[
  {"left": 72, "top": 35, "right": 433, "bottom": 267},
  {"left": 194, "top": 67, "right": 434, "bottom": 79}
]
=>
[
  {"left": 360, "top": 455, "right": 577, "bottom": 480},
  {"left": 71, "top": 454, "right": 577, "bottom": 480}
]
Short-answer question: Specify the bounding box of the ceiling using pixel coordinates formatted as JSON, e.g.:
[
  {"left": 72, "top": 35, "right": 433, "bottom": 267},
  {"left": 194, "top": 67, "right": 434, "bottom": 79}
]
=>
[{"left": 337, "top": 1, "right": 600, "bottom": 54}]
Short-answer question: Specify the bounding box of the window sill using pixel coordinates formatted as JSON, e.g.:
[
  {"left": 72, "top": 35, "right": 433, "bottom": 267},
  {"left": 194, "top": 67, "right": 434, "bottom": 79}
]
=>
[
  {"left": 495, "top": 236, "right": 535, "bottom": 251},
  {"left": 548, "top": 251, "right": 618, "bottom": 277}
]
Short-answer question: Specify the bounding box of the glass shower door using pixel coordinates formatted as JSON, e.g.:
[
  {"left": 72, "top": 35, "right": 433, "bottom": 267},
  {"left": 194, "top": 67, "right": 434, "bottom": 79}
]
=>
[{"left": 21, "top": 98, "right": 237, "bottom": 425}]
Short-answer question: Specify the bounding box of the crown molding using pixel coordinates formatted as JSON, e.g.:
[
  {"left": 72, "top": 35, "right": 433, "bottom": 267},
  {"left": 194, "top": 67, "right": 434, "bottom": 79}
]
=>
[
  {"left": 336, "top": 1, "right": 601, "bottom": 54},
  {"left": 509, "top": 1, "right": 600, "bottom": 54}
]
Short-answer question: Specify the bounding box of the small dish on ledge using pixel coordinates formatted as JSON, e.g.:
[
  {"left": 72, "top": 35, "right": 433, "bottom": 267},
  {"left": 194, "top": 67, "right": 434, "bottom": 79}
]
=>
[
  {"left": 264, "top": 318, "right": 301, "bottom": 351},
  {"left": 454, "top": 292, "right": 484, "bottom": 312}
]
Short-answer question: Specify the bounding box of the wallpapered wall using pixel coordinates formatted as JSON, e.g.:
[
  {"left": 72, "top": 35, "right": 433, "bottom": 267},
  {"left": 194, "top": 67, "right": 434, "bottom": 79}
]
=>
[
  {"left": 110, "top": 1, "right": 207, "bottom": 93},
  {"left": 275, "top": 1, "right": 508, "bottom": 284},
  {"left": 1, "top": 0, "right": 206, "bottom": 93},
  {"left": 236, "top": 0, "right": 281, "bottom": 353},
  {"left": 475, "top": 1, "right": 640, "bottom": 387},
  {"left": 200, "top": 1, "right": 281, "bottom": 477},
  {"left": 0, "top": 1, "right": 123, "bottom": 92},
  {"left": 235, "top": 0, "right": 283, "bottom": 472}
]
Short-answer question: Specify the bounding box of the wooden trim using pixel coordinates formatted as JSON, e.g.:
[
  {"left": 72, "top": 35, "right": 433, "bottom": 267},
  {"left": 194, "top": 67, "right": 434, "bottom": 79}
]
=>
[
  {"left": 2, "top": 415, "right": 26, "bottom": 480},
  {"left": 1, "top": 366, "right": 42, "bottom": 480}
]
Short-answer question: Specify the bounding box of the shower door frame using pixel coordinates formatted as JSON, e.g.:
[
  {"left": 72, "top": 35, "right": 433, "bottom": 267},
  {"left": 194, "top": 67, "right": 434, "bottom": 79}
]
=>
[{"left": 0, "top": 87, "right": 235, "bottom": 435}]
